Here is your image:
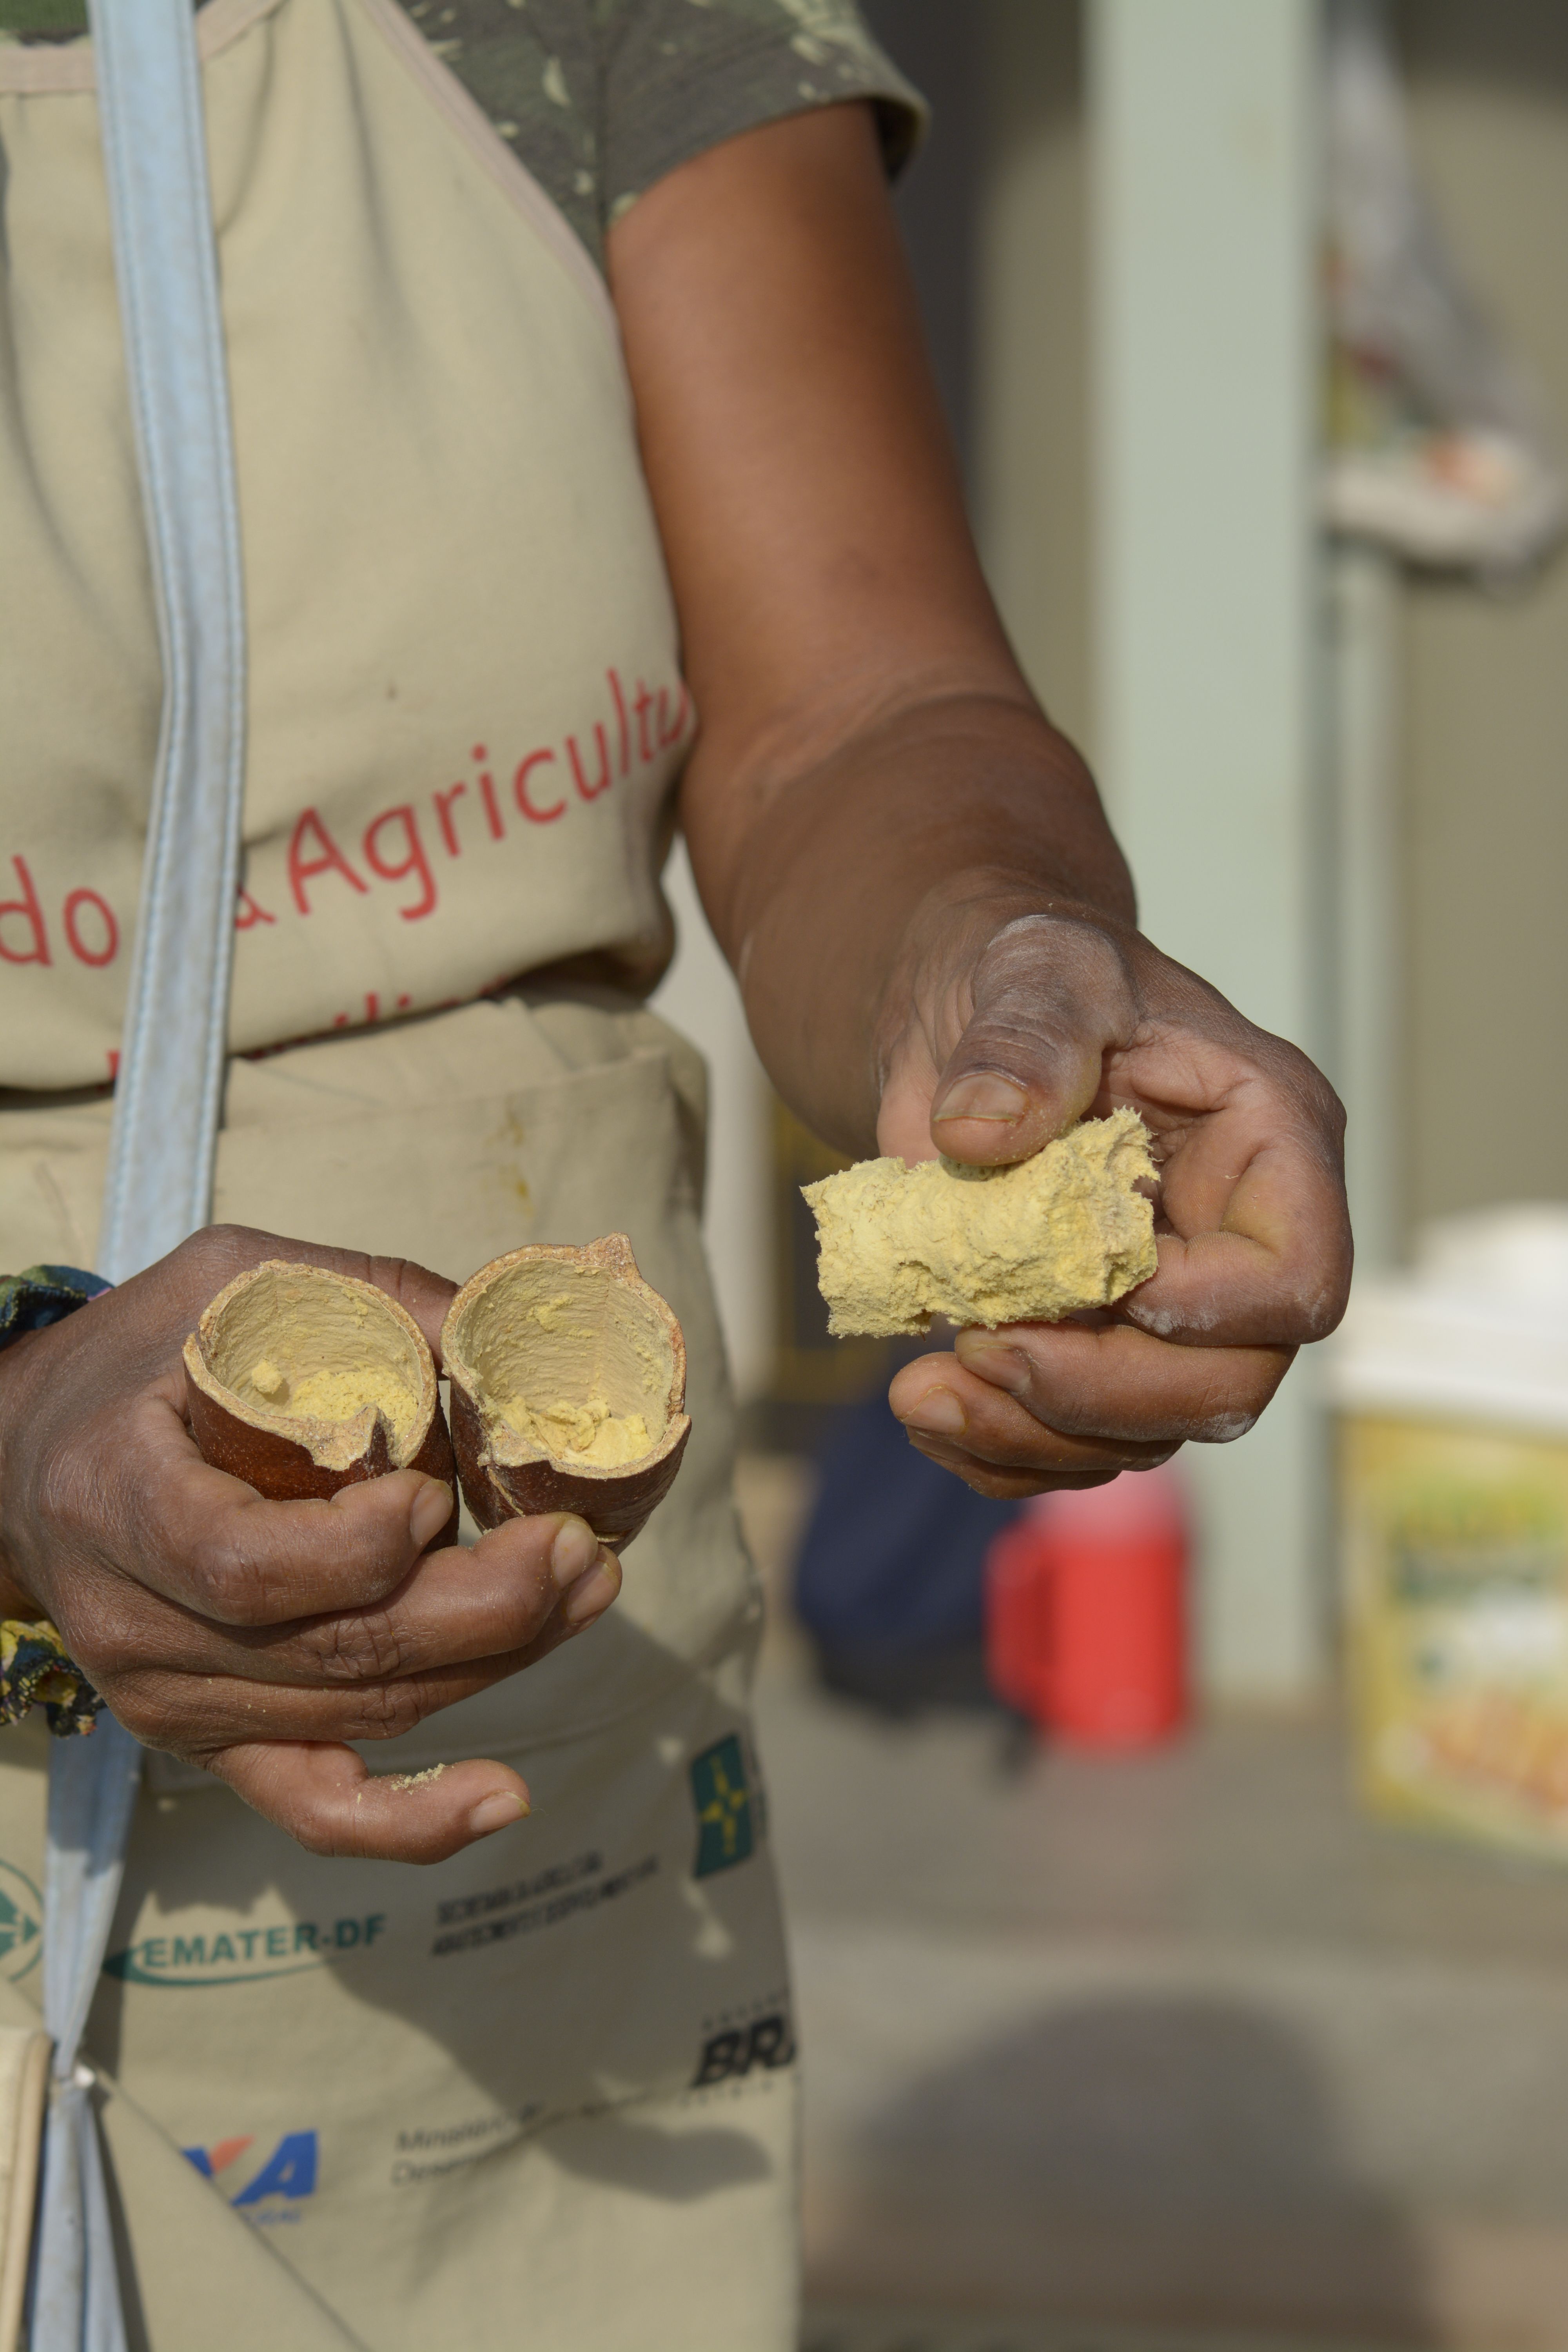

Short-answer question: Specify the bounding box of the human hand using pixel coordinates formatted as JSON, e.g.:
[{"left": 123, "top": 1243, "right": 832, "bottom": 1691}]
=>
[
  {"left": 878, "top": 886, "right": 1351, "bottom": 1498},
  {"left": 0, "top": 1226, "right": 620, "bottom": 1861}
]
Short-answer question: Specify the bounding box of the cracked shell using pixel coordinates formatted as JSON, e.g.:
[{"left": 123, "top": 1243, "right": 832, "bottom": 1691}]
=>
[
  {"left": 441, "top": 1233, "right": 690, "bottom": 1552},
  {"left": 184, "top": 1260, "right": 459, "bottom": 1543}
]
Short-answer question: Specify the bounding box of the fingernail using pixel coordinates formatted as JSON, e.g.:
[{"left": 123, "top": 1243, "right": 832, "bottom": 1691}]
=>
[
  {"left": 409, "top": 1480, "right": 454, "bottom": 1549},
  {"left": 550, "top": 1517, "right": 600, "bottom": 1593},
  {"left": 468, "top": 1789, "right": 530, "bottom": 1837},
  {"left": 898, "top": 1387, "right": 966, "bottom": 1437},
  {"left": 562, "top": 1550, "right": 622, "bottom": 1628},
  {"left": 955, "top": 1336, "right": 1029, "bottom": 1394},
  {"left": 932, "top": 1074, "right": 1029, "bottom": 1125}
]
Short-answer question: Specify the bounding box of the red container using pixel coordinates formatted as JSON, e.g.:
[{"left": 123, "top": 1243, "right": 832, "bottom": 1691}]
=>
[
  {"left": 984, "top": 1516, "right": 1054, "bottom": 1717},
  {"left": 983, "top": 1465, "right": 1189, "bottom": 1748}
]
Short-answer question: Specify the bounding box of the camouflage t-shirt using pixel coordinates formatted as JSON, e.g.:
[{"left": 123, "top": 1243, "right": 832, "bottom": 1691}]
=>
[{"left": 0, "top": 0, "right": 923, "bottom": 271}]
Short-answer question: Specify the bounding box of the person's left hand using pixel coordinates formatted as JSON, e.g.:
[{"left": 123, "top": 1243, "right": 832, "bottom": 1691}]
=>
[{"left": 878, "top": 888, "right": 1352, "bottom": 1498}]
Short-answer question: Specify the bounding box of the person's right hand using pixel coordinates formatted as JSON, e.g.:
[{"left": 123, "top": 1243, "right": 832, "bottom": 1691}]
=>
[{"left": 0, "top": 1225, "right": 621, "bottom": 1864}]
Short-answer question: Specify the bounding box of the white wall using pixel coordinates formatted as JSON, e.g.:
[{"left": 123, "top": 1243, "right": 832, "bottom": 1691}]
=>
[{"left": 1089, "top": 0, "right": 1328, "bottom": 1700}]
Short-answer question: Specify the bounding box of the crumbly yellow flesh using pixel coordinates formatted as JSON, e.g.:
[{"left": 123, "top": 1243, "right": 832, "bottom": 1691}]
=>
[
  {"left": 501, "top": 1394, "right": 652, "bottom": 1468},
  {"left": 802, "top": 1107, "right": 1159, "bottom": 1337},
  {"left": 252, "top": 1361, "right": 419, "bottom": 1432}
]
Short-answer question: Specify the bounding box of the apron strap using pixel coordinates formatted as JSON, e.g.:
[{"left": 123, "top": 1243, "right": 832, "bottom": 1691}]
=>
[
  {"left": 34, "top": 0, "right": 248, "bottom": 2339},
  {"left": 90, "top": 0, "right": 247, "bottom": 1285}
]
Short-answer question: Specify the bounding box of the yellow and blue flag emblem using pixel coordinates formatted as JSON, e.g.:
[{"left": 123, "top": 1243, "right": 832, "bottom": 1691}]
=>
[{"left": 690, "top": 1735, "right": 754, "bottom": 1877}]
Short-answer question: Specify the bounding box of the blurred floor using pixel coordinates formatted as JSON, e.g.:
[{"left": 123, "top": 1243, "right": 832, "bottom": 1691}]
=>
[
  {"left": 803, "top": 2318, "right": 1398, "bottom": 2352},
  {"left": 734, "top": 1454, "right": 1568, "bottom": 2352}
]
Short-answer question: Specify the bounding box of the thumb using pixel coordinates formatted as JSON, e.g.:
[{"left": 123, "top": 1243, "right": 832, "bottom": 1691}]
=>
[
  {"left": 207, "top": 1740, "right": 531, "bottom": 1863},
  {"left": 928, "top": 914, "right": 1136, "bottom": 1166}
]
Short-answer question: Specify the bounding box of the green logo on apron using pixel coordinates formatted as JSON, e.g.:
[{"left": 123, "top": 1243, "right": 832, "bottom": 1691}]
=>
[
  {"left": 104, "top": 1911, "right": 389, "bottom": 1987},
  {"left": 690, "top": 1736, "right": 754, "bottom": 1878},
  {"left": 0, "top": 1861, "right": 42, "bottom": 1982}
]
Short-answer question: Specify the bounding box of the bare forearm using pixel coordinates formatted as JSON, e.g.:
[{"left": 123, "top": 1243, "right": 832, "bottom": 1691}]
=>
[
  {"left": 609, "top": 107, "right": 1134, "bottom": 1147},
  {"left": 682, "top": 690, "right": 1134, "bottom": 1153}
]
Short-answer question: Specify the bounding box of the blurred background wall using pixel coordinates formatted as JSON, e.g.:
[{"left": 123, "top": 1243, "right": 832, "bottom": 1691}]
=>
[
  {"left": 654, "top": 0, "right": 1568, "bottom": 1711},
  {"left": 1394, "top": 2, "right": 1568, "bottom": 1225}
]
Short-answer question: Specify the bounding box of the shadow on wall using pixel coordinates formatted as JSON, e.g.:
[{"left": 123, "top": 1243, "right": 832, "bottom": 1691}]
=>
[
  {"left": 809, "top": 1993, "right": 1433, "bottom": 2342},
  {"left": 860, "top": 0, "right": 983, "bottom": 494},
  {"left": 1394, "top": 0, "right": 1568, "bottom": 93}
]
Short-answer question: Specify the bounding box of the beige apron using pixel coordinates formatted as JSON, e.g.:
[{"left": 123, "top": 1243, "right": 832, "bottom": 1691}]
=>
[
  {"left": 0, "top": 0, "right": 691, "bottom": 1090},
  {"left": 0, "top": 2, "right": 796, "bottom": 2341},
  {"left": 0, "top": 997, "right": 799, "bottom": 2351}
]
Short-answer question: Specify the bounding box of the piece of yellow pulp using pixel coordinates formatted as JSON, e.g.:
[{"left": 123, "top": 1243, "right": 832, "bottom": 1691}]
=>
[
  {"left": 250, "top": 1360, "right": 416, "bottom": 1431},
  {"left": 503, "top": 1393, "right": 651, "bottom": 1467}
]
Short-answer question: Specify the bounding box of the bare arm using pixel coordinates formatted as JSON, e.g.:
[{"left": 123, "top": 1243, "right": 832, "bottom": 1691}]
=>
[{"left": 610, "top": 105, "right": 1350, "bottom": 1494}]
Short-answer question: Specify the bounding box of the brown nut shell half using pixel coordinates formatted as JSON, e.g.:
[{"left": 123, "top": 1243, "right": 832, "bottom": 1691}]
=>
[
  {"left": 184, "top": 1260, "right": 458, "bottom": 1542},
  {"left": 441, "top": 1233, "right": 691, "bottom": 1552}
]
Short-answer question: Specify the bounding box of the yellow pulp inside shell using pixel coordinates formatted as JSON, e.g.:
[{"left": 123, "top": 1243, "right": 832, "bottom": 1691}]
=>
[
  {"left": 250, "top": 1359, "right": 417, "bottom": 1434},
  {"left": 501, "top": 1393, "right": 652, "bottom": 1468}
]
